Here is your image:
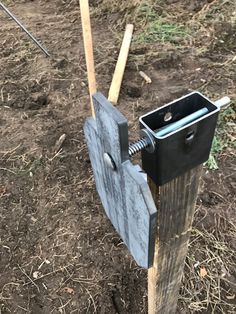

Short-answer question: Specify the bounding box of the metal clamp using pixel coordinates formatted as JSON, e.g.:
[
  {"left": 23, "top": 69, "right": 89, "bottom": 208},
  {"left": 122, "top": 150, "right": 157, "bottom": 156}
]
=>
[
  {"left": 129, "top": 95, "right": 230, "bottom": 157},
  {"left": 137, "top": 92, "right": 230, "bottom": 185}
]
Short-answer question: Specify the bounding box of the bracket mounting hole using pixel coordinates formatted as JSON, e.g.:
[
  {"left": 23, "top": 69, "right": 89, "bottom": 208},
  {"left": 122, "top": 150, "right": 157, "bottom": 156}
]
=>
[
  {"left": 186, "top": 130, "right": 195, "bottom": 142},
  {"left": 164, "top": 112, "right": 172, "bottom": 122}
]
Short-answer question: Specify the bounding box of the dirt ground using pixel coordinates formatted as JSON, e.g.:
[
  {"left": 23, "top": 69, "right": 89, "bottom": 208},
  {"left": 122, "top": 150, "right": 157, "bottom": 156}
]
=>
[{"left": 0, "top": 0, "right": 235, "bottom": 313}]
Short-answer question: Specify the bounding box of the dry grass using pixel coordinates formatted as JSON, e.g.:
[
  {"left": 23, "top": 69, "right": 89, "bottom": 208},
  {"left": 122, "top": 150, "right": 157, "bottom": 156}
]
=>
[
  {"left": 0, "top": 0, "right": 235, "bottom": 313},
  {"left": 179, "top": 206, "right": 236, "bottom": 313}
]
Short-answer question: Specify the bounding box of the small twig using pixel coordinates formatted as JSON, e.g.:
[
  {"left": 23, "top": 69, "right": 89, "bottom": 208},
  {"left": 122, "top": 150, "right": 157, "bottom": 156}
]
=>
[
  {"left": 84, "top": 287, "right": 97, "bottom": 313},
  {"left": 49, "top": 149, "right": 64, "bottom": 162},
  {"left": 53, "top": 134, "right": 66, "bottom": 154},
  {"left": 18, "top": 265, "right": 40, "bottom": 292},
  {"left": 0, "top": 167, "right": 16, "bottom": 174},
  {"left": 17, "top": 305, "right": 28, "bottom": 312},
  {"left": 0, "top": 144, "right": 21, "bottom": 156},
  {"left": 139, "top": 71, "right": 152, "bottom": 84},
  {"left": 23, "top": 265, "right": 72, "bottom": 286},
  {"left": 59, "top": 299, "right": 71, "bottom": 313}
]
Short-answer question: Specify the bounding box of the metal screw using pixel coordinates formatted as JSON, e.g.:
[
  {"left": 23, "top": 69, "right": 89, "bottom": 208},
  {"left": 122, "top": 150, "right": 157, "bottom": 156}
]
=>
[
  {"left": 129, "top": 129, "right": 156, "bottom": 157},
  {"left": 129, "top": 137, "right": 149, "bottom": 157}
]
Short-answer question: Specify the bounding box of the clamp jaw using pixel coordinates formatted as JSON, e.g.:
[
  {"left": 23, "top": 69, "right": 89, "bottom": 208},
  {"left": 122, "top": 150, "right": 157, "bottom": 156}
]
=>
[{"left": 84, "top": 92, "right": 230, "bottom": 268}]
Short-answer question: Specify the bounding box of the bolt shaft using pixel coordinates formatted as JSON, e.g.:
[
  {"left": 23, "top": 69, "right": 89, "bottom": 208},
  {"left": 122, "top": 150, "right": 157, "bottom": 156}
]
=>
[{"left": 129, "top": 138, "right": 149, "bottom": 157}]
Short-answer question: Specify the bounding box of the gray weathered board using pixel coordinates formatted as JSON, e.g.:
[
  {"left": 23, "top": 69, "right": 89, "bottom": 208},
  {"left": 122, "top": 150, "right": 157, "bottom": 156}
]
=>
[{"left": 84, "top": 93, "right": 157, "bottom": 268}]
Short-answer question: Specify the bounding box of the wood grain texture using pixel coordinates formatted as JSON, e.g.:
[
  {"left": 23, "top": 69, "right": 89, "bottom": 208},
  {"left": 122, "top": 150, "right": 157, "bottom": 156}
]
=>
[
  {"left": 84, "top": 93, "right": 157, "bottom": 268},
  {"left": 108, "top": 24, "right": 134, "bottom": 105},
  {"left": 148, "top": 165, "right": 202, "bottom": 314},
  {"left": 79, "top": 0, "right": 97, "bottom": 117}
]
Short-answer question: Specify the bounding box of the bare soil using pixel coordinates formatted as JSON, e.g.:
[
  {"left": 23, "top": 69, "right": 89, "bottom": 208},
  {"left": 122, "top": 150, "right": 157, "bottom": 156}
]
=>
[{"left": 0, "top": 1, "right": 235, "bottom": 313}]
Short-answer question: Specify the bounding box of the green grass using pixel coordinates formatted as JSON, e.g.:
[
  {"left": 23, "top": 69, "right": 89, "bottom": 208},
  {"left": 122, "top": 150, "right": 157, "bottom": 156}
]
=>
[
  {"left": 2, "top": 0, "right": 14, "bottom": 5},
  {"left": 206, "top": 105, "right": 236, "bottom": 170},
  {"left": 17, "top": 157, "right": 44, "bottom": 176},
  {"left": 135, "top": 2, "right": 158, "bottom": 21},
  {"left": 206, "top": 136, "right": 224, "bottom": 170},
  {"left": 134, "top": 19, "right": 189, "bottom": 44},
  {"left": 132, "top": 3, "right": 189, "bottom": 44}
]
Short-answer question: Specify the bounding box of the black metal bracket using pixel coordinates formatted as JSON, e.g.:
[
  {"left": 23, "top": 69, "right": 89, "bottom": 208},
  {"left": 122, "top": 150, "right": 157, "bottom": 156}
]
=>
[{"left": 140, "top": 91, "right": 220, "bottom": 185}]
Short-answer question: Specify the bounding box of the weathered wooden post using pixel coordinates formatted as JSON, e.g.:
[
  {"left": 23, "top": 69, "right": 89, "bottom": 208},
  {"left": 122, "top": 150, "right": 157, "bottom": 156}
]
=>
[{"left": 147, "top": 168, "right": 202, "bottom": 313}]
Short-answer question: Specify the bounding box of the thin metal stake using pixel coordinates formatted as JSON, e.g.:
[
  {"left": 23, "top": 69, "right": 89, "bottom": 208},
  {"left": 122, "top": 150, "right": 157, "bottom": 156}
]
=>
[{"left": 0, "top": 1, "right": 50, "bottom": 57}]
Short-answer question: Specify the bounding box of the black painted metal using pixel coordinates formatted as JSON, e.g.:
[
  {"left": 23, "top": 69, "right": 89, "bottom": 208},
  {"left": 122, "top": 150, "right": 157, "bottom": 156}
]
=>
[{"left": 140, "top": 92, "right": 219, "bottom": 186}]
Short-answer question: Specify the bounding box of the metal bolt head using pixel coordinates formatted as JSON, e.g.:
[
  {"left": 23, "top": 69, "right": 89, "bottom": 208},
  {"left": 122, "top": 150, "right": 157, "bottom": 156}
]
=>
[{"left": 104, "top": 153, "right": 116, "bottom": 170}]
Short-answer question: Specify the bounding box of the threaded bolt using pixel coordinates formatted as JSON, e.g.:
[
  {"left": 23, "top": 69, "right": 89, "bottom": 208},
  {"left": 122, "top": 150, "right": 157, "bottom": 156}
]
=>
[
  {"left": 129, "top": 138, "right": 149, "bottom": 157},
  {"left": 129, "top": 129, "right": 156, "bottom": 157}
]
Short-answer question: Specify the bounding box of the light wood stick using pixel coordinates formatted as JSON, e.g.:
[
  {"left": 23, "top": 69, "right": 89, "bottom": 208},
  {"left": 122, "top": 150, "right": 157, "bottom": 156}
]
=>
[
  {"left": 108, "top": 24, "right": 134, "bottom": 105},
  {"left": 79, "top": 0, "right": 97, "bottom": 118}
]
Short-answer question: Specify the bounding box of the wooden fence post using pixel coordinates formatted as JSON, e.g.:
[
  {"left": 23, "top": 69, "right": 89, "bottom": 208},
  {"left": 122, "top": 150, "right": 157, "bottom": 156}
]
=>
[{"left": 148, "top": 165, "right": 203, "bottom": 314}]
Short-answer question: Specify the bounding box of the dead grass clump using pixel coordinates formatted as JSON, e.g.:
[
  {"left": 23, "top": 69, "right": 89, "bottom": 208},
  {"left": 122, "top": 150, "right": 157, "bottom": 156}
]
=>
[
  {"left": 93, "top": 0, "right": 144, "bottom": 13},
  {"left": 179, "top": 207, "right": 236, "bottom": 313},
  {"left": 186, "top": 0, "right": 236, "bottom": 52},
  {"left": 92, "top": 0, "right": 161, "bottom": 28}
]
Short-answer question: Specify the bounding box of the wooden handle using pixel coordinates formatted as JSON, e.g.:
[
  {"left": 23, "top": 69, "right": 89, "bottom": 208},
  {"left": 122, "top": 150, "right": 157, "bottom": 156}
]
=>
[
  {"left": 79, "top": 0, "right": 97, "bottom": 118},
  {"left": 108, "top": 24, "right": 134, "bottom": 105}
]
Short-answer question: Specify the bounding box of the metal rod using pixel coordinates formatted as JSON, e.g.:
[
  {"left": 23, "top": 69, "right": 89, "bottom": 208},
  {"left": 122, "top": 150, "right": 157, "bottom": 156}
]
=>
[
  {"left": 156, "top": 107, "right": 208, "bottom": 137},
  {"left": 155, "top": 96, "right": 230, "bottom": 137},
  {"left": 215, "top": 96, "right": 230, "bottom": 108},
  {"left": 0, "top": 1, "right": 50, "bottom": 57},
  {"left": 129, "top": 96, "right": 231, "bottom": 156},
  {"left": 129, "top": 109, "right": 209, "bottom": 156}
]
